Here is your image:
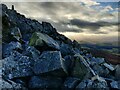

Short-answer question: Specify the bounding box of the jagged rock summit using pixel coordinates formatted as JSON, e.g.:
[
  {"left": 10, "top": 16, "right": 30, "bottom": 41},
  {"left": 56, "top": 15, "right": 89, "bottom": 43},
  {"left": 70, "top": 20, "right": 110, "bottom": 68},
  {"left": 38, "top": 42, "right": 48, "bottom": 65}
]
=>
[{"left": 1, "top": 4, "right": 120, "bottom": 89}]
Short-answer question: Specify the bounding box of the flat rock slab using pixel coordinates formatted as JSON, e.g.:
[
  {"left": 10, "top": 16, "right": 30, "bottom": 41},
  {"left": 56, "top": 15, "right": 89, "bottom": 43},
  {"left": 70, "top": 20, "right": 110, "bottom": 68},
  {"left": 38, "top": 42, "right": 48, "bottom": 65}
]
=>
[
  {"left": 33, "top": 51, "right": 67, "bottom": 77},
  {"left": 29, "top": 76, "right": 63, "bottom": 89},
  {"left": 29, "top": 32, "right": 60, "bottom": 50}
]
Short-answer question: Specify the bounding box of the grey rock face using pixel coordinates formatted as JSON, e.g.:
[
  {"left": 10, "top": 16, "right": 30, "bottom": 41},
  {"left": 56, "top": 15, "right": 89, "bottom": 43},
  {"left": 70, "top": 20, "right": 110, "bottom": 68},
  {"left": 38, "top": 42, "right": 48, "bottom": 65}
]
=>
[
  {"left": 63, "top": 77, "right": 80, "bottom": 89},
  {"left": 33, "top": 51, "right": 68, "bottom": 77},
  {"left": 29, "top": 76, "right": 62, "bottom": 89},
  {"left": 3, "top": 52, "right": 33, "bottom": 79}
]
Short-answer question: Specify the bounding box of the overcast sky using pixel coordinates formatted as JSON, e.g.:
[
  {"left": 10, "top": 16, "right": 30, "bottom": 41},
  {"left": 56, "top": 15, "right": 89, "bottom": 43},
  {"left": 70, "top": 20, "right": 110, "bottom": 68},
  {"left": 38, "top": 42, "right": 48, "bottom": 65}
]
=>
[{"left": 3, "top": 0, "right": 119, "bottom": 43}]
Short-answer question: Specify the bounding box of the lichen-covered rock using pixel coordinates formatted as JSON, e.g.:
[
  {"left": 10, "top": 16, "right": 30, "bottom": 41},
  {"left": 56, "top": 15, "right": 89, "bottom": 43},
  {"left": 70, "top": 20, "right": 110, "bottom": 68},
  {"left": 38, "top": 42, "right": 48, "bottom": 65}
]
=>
[
  {"left": 2, "top": 51, "right": 33, "bottom": 79},
  {"left": 29, "top": 32, "right": 60, "bottom": 50},
  {"left": 33, "top": 51, "right": 68, "bottom": 77},
  {"left": 29, "top": 76, "right": 63, "bottom": 89}
]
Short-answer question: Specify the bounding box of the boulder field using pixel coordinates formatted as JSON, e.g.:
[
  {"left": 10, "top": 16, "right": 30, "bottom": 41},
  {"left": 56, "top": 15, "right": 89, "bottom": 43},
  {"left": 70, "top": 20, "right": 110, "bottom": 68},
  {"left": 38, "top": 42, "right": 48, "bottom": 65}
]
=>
[{"left": 1, "top": 4, "right": 120, "bottom": 89}]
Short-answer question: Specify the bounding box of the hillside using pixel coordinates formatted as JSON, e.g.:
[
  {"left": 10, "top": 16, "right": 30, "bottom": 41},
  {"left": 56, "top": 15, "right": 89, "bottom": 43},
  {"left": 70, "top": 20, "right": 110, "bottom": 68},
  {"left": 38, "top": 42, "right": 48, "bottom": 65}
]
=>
[{"left": 1, "top": 4, "right": 120, "bottom": 89}]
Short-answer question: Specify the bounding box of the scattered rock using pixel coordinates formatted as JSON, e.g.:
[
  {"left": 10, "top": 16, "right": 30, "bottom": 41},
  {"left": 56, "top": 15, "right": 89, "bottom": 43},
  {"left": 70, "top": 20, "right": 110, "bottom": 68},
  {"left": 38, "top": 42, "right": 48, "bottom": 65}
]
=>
[{"left": 33, "top": 51, "right": 68, "bottom": 77}]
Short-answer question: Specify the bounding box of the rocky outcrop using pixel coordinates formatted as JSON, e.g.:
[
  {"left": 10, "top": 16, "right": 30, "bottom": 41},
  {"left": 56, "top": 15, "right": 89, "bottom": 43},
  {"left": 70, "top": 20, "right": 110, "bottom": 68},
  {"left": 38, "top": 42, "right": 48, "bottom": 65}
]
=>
[{"left": 1, "top": 4, "right": 120, "bottom": 89}]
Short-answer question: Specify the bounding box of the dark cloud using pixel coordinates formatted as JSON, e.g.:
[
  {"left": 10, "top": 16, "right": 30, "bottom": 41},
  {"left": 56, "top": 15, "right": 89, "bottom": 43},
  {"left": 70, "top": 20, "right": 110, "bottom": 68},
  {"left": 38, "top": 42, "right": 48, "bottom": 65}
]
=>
[
  {"left": 94, "top": 31, "right": 108, "bottom": 34},
  {"left": 70, "top": 19, "right": 118, "bottom": 31}
]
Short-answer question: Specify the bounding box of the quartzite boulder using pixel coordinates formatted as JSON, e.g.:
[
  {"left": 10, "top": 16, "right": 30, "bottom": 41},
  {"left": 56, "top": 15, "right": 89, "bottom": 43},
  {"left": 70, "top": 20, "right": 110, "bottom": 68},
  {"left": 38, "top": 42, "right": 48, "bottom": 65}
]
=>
[
  {"left": 29, "top": 76, "right": 63, "bottom": 89},
  {"left": 29, "top": 32, "right": 60, "bottom": 50},
  {"left": 3, "top": 51, "right": 33, "bottom": 79},
  {"left": 33, "top": 51, "right": 68, "bottom": 77}
]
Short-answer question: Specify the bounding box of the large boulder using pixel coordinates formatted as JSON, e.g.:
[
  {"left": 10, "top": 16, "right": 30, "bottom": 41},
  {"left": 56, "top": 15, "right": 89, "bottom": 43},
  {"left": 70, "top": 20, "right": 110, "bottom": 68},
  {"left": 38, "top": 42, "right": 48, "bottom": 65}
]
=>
[
  {"left": 29, "top": 76, "right": 63, "bottom": 89},
  {"left": 71, "top": 54, "right": 88, "bottom": 80},
  {"left": 29, "top": 32, "right": 60, "bottom": 50},
  {"left": 2, "top": 51, "right": 33, "bottom": 79},
  {"left": 33, "top": 51, "right": 68, "bottom": 77}
]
